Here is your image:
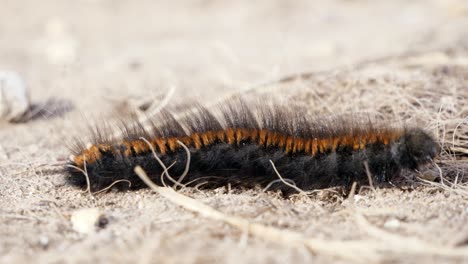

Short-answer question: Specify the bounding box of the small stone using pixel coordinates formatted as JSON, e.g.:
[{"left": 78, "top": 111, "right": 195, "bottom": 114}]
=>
[
  {"left": 38, "top": 235, "right": 49, "bottom": 249},
  {"left": 0, "top": 71, "right": 30, "bottom": 122},
  {"left": 383, "top": 218, "right": 400, "bottom": 229},
  {"left": 97, "top": 215, "right": 109, "bottom": 229},
  {"left": 71, "top": 208, "right": 102, "bottom": 234}
]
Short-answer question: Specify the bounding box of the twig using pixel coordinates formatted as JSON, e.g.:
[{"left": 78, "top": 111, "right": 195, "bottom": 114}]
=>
[
  {"left": 262, "top": 179, "right": 298, "bottom": 193},
  {"left": 363, "top": 161, "right": 375, "bottom": 191},
  {"left": 134, "top": 166, "right": 379, "bottom": 262},
  {"left": 433, "top": 160, "right": 445, "bottom": 186},
  {"left": 449, "top": 146, "right": 468, "bottom": 155},
  {"left": 139, "top": 137, "right": 183, "bottom": 189},
  {"left": 67, "top": 159, "right": 92, "bottom": 196},
  {"left": 160, "top": 161, "right": 176, "bottom": 188},
  {"left": 92, "top": 180, "right": 132, "bottom": 195},
  {"left": 269, "top": 160, "right": 307, "bottom": 195},
  {"left": 141, "top": 85, "right": 176, "bottom": 121},
  {"left": 175, "top": 140, "right": 191, "bottom": 189},
  {"left": 347, "top": 182, "right": 357, "bottom": 201}
]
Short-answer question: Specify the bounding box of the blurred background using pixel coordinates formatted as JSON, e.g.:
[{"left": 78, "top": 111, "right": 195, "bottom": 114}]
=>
[{"left": 1, "top": 0, "right": 467, "bottom": 112}]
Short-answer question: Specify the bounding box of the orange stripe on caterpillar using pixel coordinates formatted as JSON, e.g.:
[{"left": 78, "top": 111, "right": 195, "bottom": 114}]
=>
[{"left": 72, "top": 128, "right": 406, "bottom": 166}]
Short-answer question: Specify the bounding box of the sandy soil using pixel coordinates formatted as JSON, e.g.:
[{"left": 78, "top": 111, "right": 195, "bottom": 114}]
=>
[{"left": 1, "top": 0, "right": 468, "bottom": 263}]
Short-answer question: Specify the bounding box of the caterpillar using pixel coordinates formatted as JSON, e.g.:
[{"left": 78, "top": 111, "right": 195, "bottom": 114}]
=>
[{"left": 66, "top": 100, "right": 439, "bottom": 194}]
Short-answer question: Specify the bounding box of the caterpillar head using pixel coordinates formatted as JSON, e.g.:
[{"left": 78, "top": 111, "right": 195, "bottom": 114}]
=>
[{"left": 395, "top": 128, "right": 439, "bottom": 170}]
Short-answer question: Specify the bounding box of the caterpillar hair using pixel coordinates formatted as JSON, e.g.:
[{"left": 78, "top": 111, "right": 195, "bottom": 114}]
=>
[{"left": 66, "top": 100, "right": 440, "bottom": 194}]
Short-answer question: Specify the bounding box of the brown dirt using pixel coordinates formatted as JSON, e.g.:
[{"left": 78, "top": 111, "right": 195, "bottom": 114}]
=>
[{"left": 1, "top": 1, "right": 468, "bottom": 263}]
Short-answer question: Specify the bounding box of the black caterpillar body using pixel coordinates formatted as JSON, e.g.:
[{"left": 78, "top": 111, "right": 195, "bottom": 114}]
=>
[{"left": 67, "top": 101, "right": 439, "bottom": 193}]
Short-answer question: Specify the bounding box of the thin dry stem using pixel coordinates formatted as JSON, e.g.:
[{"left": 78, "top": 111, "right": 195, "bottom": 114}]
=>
[
  {"left": 363, "top": 161, "right": 376, "bottom": 191},
  {"left": 134, "top": 166, "right": 380, "bottom": 263},
  {"left": 93, "top": 180, "right": 132, "bottom": 195},
  {"left": 67, "top": 159, "right": 92, "bottom": 196},
  {"left": 262, "top": 179, "right": 297, "bottom": 193},
  {"left": 175, "top": 140, "right": 191, "bottom": 189},
  {"left": 160, "top": 161, "right": 177, "bottom": 188},
  {"left": 347, "top": 182, "right": 358, "bottom": 201},
  {"left": 269, "top": 160, "right": 307, "bottom": 195},
  {"left": 141, "top": 85, "right": 176, "bottom": 120},
  {"left": 139, "top": 137, "right": 183, "bottom": 189}
]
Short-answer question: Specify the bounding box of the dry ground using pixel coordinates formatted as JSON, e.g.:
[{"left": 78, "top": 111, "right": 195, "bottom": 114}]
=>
[{"left": 1, "top": 0, "right": 468, "bottom": 263}]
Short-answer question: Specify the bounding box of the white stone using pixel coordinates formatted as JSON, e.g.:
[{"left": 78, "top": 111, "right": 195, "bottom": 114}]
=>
[
  {"left": 71, "top": 208, "right": 101, "bottom": 234},
  {"left": 38, "top": 235, "right": 49, "bottom": 248},
  {"left": 383, "top": 218, "right": 401, "bottom": 229},
  {"left": 0, "top": 71, "right": 30, "bottom": 122}
]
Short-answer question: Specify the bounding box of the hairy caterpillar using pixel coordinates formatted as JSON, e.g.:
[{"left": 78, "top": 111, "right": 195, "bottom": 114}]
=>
[{"left": 66, "top": 100, "right": 439, "bottom": 193}]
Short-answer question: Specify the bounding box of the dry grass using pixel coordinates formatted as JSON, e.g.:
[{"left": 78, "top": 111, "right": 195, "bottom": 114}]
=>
[
  {"left": 2, "top": 1, "right": 468, "bottom": 263},
  {"left": 133, "top": 163, "right": 468, "bottom": 263}
]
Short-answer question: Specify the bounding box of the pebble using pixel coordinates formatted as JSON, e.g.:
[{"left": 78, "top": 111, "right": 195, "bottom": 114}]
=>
[
  {"left": 383, "top": 218, "right": 401, "bottom": 229},
  {"left": 0, "top": 71, "right": 30, "bottom": 122},
  {"left": 71, "top": 208, "right": 104, "bottom": 234},
  {"left": 38, "top": 235, "right": 49, "bottom": 249}
]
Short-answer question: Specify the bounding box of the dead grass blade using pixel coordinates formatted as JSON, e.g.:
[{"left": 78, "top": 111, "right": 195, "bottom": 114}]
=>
[{"left": 134, "top": 166, "right": 380, "bottom": 263}]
